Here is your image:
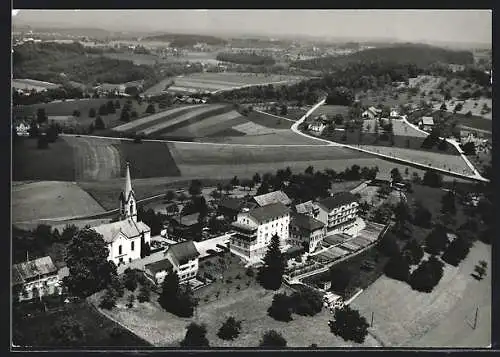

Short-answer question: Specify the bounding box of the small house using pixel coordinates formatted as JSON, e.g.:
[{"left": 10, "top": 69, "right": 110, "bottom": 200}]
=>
[
  {"left": 390, "top": 109, "right": 400, "bottom": 118},
  {"left": 169, "top": 212, "right": 201, "bottom": 239},
  {"left": 13, "top": 256, "right": 62, "bottom": 301},
  {"left": 362, "top": 106, "right": 381, "bottom": 119},
  {"left": 418, "top": 116, "right": 434, "bottom": 132},
  {"left": 308, "top": 119, "right": 326, "bottom": 134}
]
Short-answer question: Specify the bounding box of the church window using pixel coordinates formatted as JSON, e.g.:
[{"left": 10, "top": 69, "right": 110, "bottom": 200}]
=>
[
  {"left": 119, "top": 245, "right": 122, "bottom": 255},
  {"left": 131, "top": 241, "right": 135, "bottom": 251}
]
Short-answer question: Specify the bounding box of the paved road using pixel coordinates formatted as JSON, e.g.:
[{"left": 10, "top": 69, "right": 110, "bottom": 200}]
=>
[{"left": 291, "top": 101, "right": 489, "bottom": 183}]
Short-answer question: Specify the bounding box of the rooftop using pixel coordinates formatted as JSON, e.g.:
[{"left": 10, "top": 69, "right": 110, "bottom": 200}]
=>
[
  {"left": 254, "top": 190, "right": 292, "bottom": 207},
  {"left": 219, "top": 196, "right": 245, "bottom": 211},
  {"left": 421, "top": 116, "right": 434, "bottom": 125},
  {"left": 247, "top": 202, "right": 290, "bottom": 224},
  {"left": 171, "top": 212, "right": 200, "bottom": 227},
  {"left": 318, "top": 192, "right": 358, "bottom": 211},
  {"left": 13, "top": 256, "right": 58, "bottom": 285},
  {"left": 145, "top": 258, "right": 173, "bottom": 275},
  {"left": 166, "top": 240, "right": 200, "bottom": 265},
  {"left": 291, "top": 213, "right": 325, "bottom": 231},
  {"left": 92, "top": 219, "right": 150, "bottom": 243}
]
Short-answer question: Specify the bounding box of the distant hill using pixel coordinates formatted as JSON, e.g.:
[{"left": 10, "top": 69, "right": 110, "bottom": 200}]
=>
[
  {"left": 142, "top": 33, "right": 227, "bottom": 47},
  {"left": 291, "top": 44, "right": 474, "bottom": 71}
]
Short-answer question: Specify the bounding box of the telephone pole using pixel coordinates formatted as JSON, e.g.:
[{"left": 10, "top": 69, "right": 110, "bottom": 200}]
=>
[
  {"left": 473, "top": 306, "right": 479, "bottom": 330},
  {"left": 371, "top": 311, "right": 374, "bottom": 327}
]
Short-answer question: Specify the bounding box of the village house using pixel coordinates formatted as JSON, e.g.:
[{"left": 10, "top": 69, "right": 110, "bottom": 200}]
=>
[
  {"left": 14, "top": 121, "right": 30, "bottom": 137},
  {"left": 390, "top": 109, "right": 400, "bottom": 118},
  {"left": 91, "top": 163, "right": 151, "bottom": 267},
  {"left": 230, "top": 202, "right": 290, "bottom": 264},
  {"left": 362, "top": 106, "right": 382, "bottom": 119},
  {"left": 418, "top": 116, "right": 435, "bottom": 132},
  {"left": 13, "top": 256, "right": 62, "bottom": 301},
  {"left": 253, "top": 190, "right": 292, "bottom": 207},
  {"left": 218, "top": 196, "right": 255, "bottom": 222},
  {"left": 295, "top": 200, "right": 320, "bottom": 218},
  {"left": 316, "top": 192, "right": 359, "bottom": 234},
  {"left": 308, "top": 118, "right": 327, "bottom": 134},
  {"left": 289, "top": 213, "right": 326, "bottom": 253},
  {"left": 168, "top": 212, "right": 201, "bottom": 239}
]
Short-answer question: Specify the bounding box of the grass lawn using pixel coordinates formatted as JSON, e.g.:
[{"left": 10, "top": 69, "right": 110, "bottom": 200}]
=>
[
  {"left": 350, "top": 241, "right": 491, "bottom": 347},
  {"left": 88, "top": 251, "right": 380, "bottom": 347},
  {"left": 116, "top": 141, "right": 181, "bottom": 178},
  {"left": 12, "top": 181, "right": 105, "bottom": 223},
  {"left": 13, "top": 300, "right": 150, "bottom": 348},
  {"left": 321, "top": 129, "right": 460, "bottom": 156},
  {"left": 245, "top": 111, "right": 294, "bottom": 129},
  {"left": 13, "top": 137, "right": 76, "bottom": 181},
  {"left": 201, "top": 131, "right": 322, "bottom": 145}
]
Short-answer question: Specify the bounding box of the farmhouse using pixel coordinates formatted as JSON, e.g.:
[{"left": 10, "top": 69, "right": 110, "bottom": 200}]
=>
[
  {"left": 91, "top": 163, "right": 151, "bottom": 266},
  {"left": 253, "top": 190, "right": 292, "bottom": 207},
  {"left": 418, "top": 116, "right": 434, "bottom": 132},
  {"left": 316, "top": 192, "right": 359, "bottom": 234},
  {"left": 15, "top": 121, "right": 30, "bottom": 137},
  {"left": 13, "top": 256, "right": 62, "bottom": 301},
  {"left": 362, "top": 106, "right": 382, "bottom": 119},
  {"left": 289, "top": 213, "right": 326, "bottom": 253},
  {"left": 230, "top": 202, "right": 290, "bottom": 264}
]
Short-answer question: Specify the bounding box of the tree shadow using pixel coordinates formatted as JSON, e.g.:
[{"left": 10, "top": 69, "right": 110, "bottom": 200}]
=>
[{"left": 470, "top": 273, "right": 483, "bottom": 281}]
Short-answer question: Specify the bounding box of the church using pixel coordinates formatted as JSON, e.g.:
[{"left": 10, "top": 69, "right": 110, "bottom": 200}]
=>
[{"left": 92, "top": 163, "right": 151, "bottom": 266}]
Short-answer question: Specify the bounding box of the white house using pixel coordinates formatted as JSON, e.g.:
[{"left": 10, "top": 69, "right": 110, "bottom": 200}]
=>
[
  {"left": 362, "top": 106, "right": 381, "bottom": 119},
  {"left": 390, "top": 109, "right": 400, "bottom": 118},
  {"left": 13, "top": 256, "right": 62, "bottom": 301},
  {"left": 289, "top": 213, "right": 326, "bottom": 253},
  {"left": 230, "top": 202, "right": 290, "bottom": 264},
  {"left": 308, "top": 119, "right": 327, "bottom": 134},
  {"left": 91, "top": 163, "right": 151, "bottom": 267},
  {"left": 316, "top": 192, "right": 359, "bottom": 234}
]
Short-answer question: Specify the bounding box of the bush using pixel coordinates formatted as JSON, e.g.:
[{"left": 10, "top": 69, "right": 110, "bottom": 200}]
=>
[
  {"left": 329, "top": 305, "right": 369, "bottom": 343},
  {"left": 290, "top": 287, "right": 323, "bottom": 316},
  {"left": 88, "top": 108, "right": 96, "bottom": 118},
  {"left": 402, "top": 239, "right": 424, "bottom": 265},
  {"left": 441, "top": 236, "right": 472, "bottom": 266},
  {"left": 409, "top": 256, "right": 444, "bottom": 293},
  {"left": 217, "top": 317, "right": 242, "bottom": 340},
  {"left": 267, "top": 293, "right": 293, "bottom": 322},
  {"left": 99, "top": 288, "right": 117, "bottom": 310},
  {"left": 181, "top": 323, "right": 209, "bottom": 347},
  {"left": 126, "top": 294, "right": 135, "bottom": 308},
  {"left": 259, "top": 330, "right": 287, "bottom": 347},
  {"left": 94, "top": 116, "right": 105, "bottom": 130},
  {"left": 384, "top": 252, "right": 410, "bottom": 282},
  {"left": 137, "top": 285, "right": 151, "bottom": 303}
]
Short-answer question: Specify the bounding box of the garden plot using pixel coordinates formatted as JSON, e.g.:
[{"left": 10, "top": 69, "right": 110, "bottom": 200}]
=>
[
  {"left": 140, "top": 104, "right": 227, "bottom": 136},
  {"left": 113, "top": 105, "right": 202, "bottom": 132}
]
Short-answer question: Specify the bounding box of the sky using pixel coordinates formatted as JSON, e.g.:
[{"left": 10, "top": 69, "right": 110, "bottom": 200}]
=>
[{"left": 12, "top": 9, "right": 492, "bottom": 45}]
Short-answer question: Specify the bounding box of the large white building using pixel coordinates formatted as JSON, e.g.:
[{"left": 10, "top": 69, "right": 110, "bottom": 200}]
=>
[
  {"left": 316, "top": 192, "right": 359, "bottom": 234},
  {"left": 230, "top": 202, "right": 290, "bottom": 264},
  {"left": 92, "top": 163, "right": 151, "bottom": 267}
]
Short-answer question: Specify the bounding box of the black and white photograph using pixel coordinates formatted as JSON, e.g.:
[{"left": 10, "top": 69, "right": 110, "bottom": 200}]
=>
[{"left": 11, "top": 9, "right": 493, "bottom": 350}]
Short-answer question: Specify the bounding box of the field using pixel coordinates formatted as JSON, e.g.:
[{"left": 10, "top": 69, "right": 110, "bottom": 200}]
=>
[
  {"left": 245, "top": 111, "right": 295, "bottom": 129},
  {"left": 351, "top": 242, "right": 491, "bottom": 347},
  {"left": 310, "top": 105, "right": 349, "bottom": 118},
  {"left": 89, "top": 251, "right": 379, "bottom": 347},
  {"left": 166, "top": 110, "right": 247, "bottom": 138},
  {"left": 13, "top": 98, "right": 150, "bottom": 130},
  {"left": 13, "top": 301, "right": 150, "bottom": 348},
  {"left": 13, "top": 138, "right": 76, "bottom": 181},
  {"left": 432, "top": 98, "right": 492, "bottom": 121},
  {"left": 165, "top": 72, "right": 305, "bottom": 94},
  {"left": 12, "top": 181, "right": 105, "bottom": 224},
  {"left": 357, "top": 145, "right": 474, "bottom": 176},
  {"left": 362, "top": 119, "right": 427, "bottom": 138}
]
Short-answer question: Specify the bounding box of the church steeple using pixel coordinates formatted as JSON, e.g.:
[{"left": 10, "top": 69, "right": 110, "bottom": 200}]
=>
[{"left": 119, "top": 162, "right": 137, "bottom": 222}]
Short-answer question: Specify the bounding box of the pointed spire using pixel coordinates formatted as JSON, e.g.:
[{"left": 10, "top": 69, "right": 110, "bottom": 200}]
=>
[{"left": 124, "top": 162, "right": 132, "bottom": 199}]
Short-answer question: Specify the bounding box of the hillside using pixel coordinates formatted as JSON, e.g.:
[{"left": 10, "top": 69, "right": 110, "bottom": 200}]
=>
[
  {"left": 142, "top": 33, "right": 227, "bottom": 47},
  {"left": 291, "top": 44, "right": 474, "bottom": 71},
  {"left": 13, "top": 42, "right": 157, "bottom": 85}
]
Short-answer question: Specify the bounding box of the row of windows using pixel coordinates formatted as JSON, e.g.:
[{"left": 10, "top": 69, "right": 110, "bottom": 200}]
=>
[{"left": 180, "top": 271, "right": 196, "bottom": 279}]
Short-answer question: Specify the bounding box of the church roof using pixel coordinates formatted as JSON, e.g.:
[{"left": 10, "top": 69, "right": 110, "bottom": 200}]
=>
[{"left": 92, "top": 219, "right": 150, "bottom": 243}]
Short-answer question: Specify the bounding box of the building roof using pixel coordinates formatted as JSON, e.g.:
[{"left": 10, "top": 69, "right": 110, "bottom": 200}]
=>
[
  {"left": 253, "top": 190, "right": 291, "bottom": 207},
  {"left": 295, "top": 200, "right": 315, "bottom": 214},
  {"left": 166, "top": 241, "right": 200, "bottom": 264},
  {"left": 291, "top": 213, "right": 325, "bottom": 231},
  {"left": 92, "top": 219, "right": 151, "bottom": 243},
  {"left": 145, "top": 258, "right": 173, "bottom": 275},
  {"left": 219, "top": 196, "right": 245, "bottom": 211},
  {"left": 13, "top": 256, "right": 58, "bottom": 285},
  {"left": 171, "top": 212, "right": 200, "bottom": 227},
  {"left": 248, "top": 202, "right": 290, "bottom": 224},
  {"left": 367, "top": 106, "right": 382, "bottom": 114},
  {"left": 318, "top": 192, "right": 358, "bottom": 211},
  {"left": 421, "top": 116, "right": 434, "bottom": 125}
]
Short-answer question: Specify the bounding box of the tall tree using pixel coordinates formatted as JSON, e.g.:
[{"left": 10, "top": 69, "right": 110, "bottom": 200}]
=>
[
  {"left": 63, "top": 229, "right": 117, "bottom": 298},
  {"left": 180, "top": 323, "right": 210, "bottom": 348},
  {"left": 217, "top": 317, "right": 242, "bottom": 341},
  {"left": 329, "top": 306, "right": 369, "bottom": 343},
  {"left": 267, "top": 293, "right": 293, "bottom": 321},
  {"left": 36, "top": 108, "right": 47, "bottom": 124},
  {"left": 329, "top": 266, "right": 351, "bottom": 297},
  {"left": 158, "top": 271, "right": 180, "bottom": 311},
  {"left": 441, "top": 190, "right": 456, "bottom": 215},
  {"left": 384, "top": 252, "right": 411, "bottom": 282},
  {"left": 424, "top": 224, "right": 449, "bottom": 255},
  {"left": 442, "top": 236, "right": 472, "bottom": 266},
  {"left": 402, "top": 239, "right": 424, "bottom": 265},
  {"left": 258, "top": 234, "right": 286, "bottom": 290}
]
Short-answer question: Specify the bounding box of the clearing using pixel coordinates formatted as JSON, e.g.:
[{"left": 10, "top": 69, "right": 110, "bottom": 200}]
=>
[
  {"left": 12, "top": 181, "right": 105, "bottom": 223},
  {"left": 350, "top": 242, "right": 491, "bottom": 347}
]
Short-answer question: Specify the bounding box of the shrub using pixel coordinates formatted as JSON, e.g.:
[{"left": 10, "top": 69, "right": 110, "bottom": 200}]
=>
[
  {"left": 126, "top": 294, "right": 135, "bottom": 308},
  {"left": 137, "top": 285, "right": 151, "bottom": 303},
  {"left": 217, "top": 317, "right": 242, "bottom": 341},
  {"left": 384, "top": 252, "right": 411, "bottom": 282},
  {"left": 246, "top": 267, "right": 254, "bottom": 277},
  {"left": 259, "top": 330, "right": 287, "bottom": 347},
  {"left": 267, "top": 293, "right": 293, "bottom": 322},
  {"left": 409, "top": 256, "right": 444, "bottom": 293},
  {"left": 290, "top": 288, "right": 323, "bottom": 316},
  {"left": 329, "top": 306, "right": 369, "bottom": 343},
  {"left": 99, "top": 288, "right": 117, "bottom": 310}
]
